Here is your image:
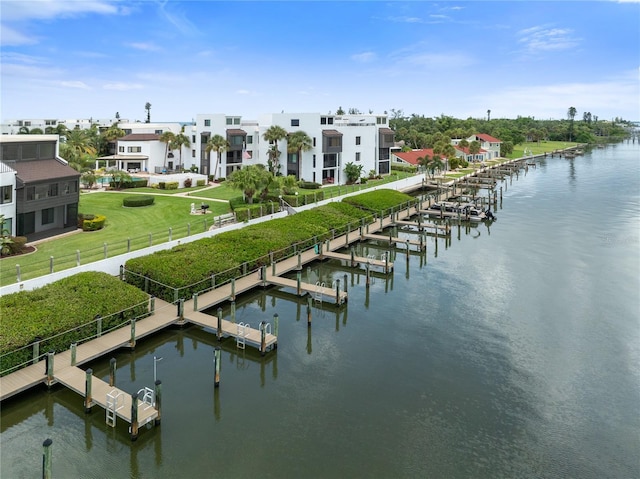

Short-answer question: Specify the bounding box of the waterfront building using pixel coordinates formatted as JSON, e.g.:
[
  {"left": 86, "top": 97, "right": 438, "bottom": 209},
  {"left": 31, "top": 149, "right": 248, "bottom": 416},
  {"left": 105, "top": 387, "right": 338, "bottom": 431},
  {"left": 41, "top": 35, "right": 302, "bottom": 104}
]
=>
[{"left": 0, "top": 135, "right": 80, "bottom": 240}]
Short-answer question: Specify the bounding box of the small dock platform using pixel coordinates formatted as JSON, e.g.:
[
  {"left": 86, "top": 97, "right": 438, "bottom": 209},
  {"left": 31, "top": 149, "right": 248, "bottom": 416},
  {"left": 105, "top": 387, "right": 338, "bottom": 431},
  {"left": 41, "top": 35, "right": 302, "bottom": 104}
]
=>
[
  {"left": 187, "top": 310, "right": 278, "bottom": 352},
  {"left": 393, "top": 219, "right": 450, "bottom": 234},
  {"left": 362, "top": 233, "right": 426, "bottom": 251},
  {"left": 321, "top": 250, "right": 393, "bottom": 272},
  {"left": 266, "top": 274, "right": 347, "bottom": 304}
]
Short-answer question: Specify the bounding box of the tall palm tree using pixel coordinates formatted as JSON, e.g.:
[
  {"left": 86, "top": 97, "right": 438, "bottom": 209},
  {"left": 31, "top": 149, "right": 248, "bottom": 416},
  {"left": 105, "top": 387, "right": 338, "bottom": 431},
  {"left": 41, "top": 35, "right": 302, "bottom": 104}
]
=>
[
  {"left": 567, "top": 106, "right": 577, "bottom": 142},
  {"left": 286, "top": 130, "right": 312, "bottom": 179},
  {"left": 64, "top": 129, "right": 97, "bottom": 158},
  {"left": 159, "top": 131, "right": 176, "bottom": 169},
  {"left": 145, "top": 102, "right": 152, "bottom": 123},
  {"left": 262, "top": 125, "right": 288, "bottom": 175},
  {"left": 102, "top": 123, "right": 126, "bottom": 156},
  {"left": 171, "top": 133, "right": 191, "bottom": 170},
  {"left": 205, "top": 134, "right": 229, "bottom": 180}
]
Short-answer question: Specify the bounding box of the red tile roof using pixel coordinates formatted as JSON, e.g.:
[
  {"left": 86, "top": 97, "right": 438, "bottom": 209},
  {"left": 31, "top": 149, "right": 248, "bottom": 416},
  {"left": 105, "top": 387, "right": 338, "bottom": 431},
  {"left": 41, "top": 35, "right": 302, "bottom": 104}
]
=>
[
  {"left": 474, "top": 133, "right": 501, "bottom": 143},
  {"left": 455, "top": 146, "right": 487, "bottom": 154},
  {"left": 393, "top": 149, "right": 446, "bottom": 166}
]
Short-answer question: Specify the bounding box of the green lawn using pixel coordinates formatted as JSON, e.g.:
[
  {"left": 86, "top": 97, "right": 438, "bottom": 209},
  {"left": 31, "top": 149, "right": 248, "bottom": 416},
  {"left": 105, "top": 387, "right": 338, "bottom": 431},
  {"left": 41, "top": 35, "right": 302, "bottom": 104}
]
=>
[
  {"left": 509, "top": 141, "right": 579, "bottom": 159},
  {"left": 0, "top": 193, "right": 231, "bottom": 285}
]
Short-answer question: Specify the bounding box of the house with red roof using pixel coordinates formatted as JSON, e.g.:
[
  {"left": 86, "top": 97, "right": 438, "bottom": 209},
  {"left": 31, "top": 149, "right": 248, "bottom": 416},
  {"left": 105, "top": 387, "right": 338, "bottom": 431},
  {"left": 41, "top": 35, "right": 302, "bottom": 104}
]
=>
[{"left": 391, "top": 149, "right": 449, "bottom": 171}]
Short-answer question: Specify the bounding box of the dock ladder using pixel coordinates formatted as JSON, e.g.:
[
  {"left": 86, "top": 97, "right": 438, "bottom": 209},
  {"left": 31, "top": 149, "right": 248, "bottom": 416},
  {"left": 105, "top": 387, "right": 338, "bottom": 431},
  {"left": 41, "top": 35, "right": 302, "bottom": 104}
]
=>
[
  {"left": 106, "top": 389, "right": 124, "bottom": 427},
  {"left": 314, "top": 282, "right": 325, "bottom": 304},
  {"left": 137, "top": 387, "right": 155, "bottom": 410},
  {"left": 236, "top": 322, "right": 249, "bottom": 349}
]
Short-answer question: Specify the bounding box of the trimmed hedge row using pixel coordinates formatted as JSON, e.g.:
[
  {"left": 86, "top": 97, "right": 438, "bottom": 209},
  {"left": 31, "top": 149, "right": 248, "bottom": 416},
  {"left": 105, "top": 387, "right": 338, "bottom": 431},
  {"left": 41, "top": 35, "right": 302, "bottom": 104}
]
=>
[
  {"left": 0, "top": 272, "right": 149, "bottom": 373},
  {"left": 123, "top": 196, "right": 155, "bottom": 207},
  {"left": 342, "top": 190, "right": 415, "bottom": 214},
  {"left": 124, "top": 201, "right": 375, "bottom": 301}
]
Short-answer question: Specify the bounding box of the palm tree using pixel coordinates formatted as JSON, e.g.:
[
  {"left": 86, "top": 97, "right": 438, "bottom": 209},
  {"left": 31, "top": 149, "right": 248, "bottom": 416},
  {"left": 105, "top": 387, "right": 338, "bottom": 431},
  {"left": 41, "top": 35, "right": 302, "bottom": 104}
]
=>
[
  {"left": 286, "top": 130, "right": 312, "bottom": 179},
  {"left": 262, "top": 125, "right": 288, "bottom": 175},
  {"left": 205, "top": 134, "right": 229, "bottom": 180},
  {"left": 171, "top": 133, "right": 191, "bottom": 170},
  {"left": 226, "top": 165, "right": 266, "bottom": 204},
  {"left": 64, "top": 129, "right": 97, "bottom": 158},
  {"left": 29, "top": 127, "right": 44, "bottom": 134},
  {"left": 159, "top": 131, "right": 176, "bottom": 169},
  {"left": 17, "top": 126, "right": 29, "bottom": 134},
  {"left": 145, "top": 102, "right": 152, "bottom": 123},
  {"left": 567, "top": 106, "right": 577, "bottom": 142},
  {"left": 102, "top": 123, "right": 126, "bottom": 156},
  {"left": 427, "top": 157, "right": 444, "bottom": 178}
]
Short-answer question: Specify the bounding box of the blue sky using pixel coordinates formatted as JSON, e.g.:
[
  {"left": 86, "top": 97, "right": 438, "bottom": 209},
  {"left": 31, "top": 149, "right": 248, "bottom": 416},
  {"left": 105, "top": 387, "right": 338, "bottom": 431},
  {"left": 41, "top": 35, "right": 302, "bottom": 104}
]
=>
[{"left": 1, "top": 0, "right": 639, "bottom": 122}]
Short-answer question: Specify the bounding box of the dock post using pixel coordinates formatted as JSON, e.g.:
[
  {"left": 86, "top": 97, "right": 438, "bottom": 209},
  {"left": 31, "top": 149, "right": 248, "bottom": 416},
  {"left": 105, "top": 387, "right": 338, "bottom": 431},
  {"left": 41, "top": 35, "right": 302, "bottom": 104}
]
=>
[
  {"left": 230, "top": 301, "right": 236, "bottom": 323},
  {"left": 307, "top": 296, "right": 312, "bottom": 326},
  {"left": 262, "top": 265, "right": 267, "bottom": 287},
  {"left": 154, "top": 380, "right": 162, "bottom": 425},
  {"left": 217, "top": 307, "right": 223, "bottom": 340},
  {"left": 344, "top": 274, "right": 348, "bottom": 294},
  {"left": 500, "top": 186, "right": 503, "bottom": 201},
  {"left": 130, "top": 393, "right": 139, "bottom": 441},
  {"left": 178, "top": 298, "right": 184, "bottom": 321},
  {"left": 351, "top": 247, "right": 356, "bottom": 267},
  {"left": 70, "top": 342, "right": 77, "bottom": 366},
  {"left": 273, "top": 313, "right": 279, "bottom": 337},
  {"left": 129, "top": 318, "right": 136, "bottom": 349},
  {"left": 46, "top": 351, "right": 54, "bottom": 386},
  {"left": 211, "top": 274, "right": 216, "bottom": 289},
  {"left": 231, "top": 278, "right": 236, "bottom": 301},
  {"left": 32, "top": 339, "right": 40, "bottom": 365},
  {"left": 96, "top": 315, "right": 102, "bottom": 337},
  {"left": 336, "top": 279, "right": 341, "bottom": 304},
  {"left": 385, "top": 252, "right": 390, "bottom": 274},
  {"left": 42, "top": 438, "right": 53, "bottom": 479},
  {"left": 379, "top": 211, "right": 383, "bottom": 229},
  {"left": 109, "top": 358, "right": 116, "bottom": 387},
  {"left": 296, "top": 270, "right": 302, "bottom": 295},
  {"left": 84, "top": 369, "right": 93, "bottom": 413},
  {"left": 214, "top": 347, "right": 221, "bottom": 387},
  {"left": 260, "top": 321, "right": 267, "bottom": 356},
  {"left": 193, "top": 292, "right": 198, "bottom": 311},
  {"left": 272, "top": 260, "right": 276, "bottom": 276},
  {"left": 297, "top": 252, "right": 302, "bottom": 270},
  {"left": 150, "top": 295, "right": 155, "bottom": 314}
]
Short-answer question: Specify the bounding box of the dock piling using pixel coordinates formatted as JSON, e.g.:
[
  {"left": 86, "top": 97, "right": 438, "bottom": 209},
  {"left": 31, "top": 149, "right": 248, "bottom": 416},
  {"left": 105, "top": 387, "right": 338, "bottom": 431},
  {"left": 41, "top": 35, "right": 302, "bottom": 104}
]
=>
[
  {"left": 260, "top": 321, "right": 267, "bottom": 356},
  {"left": 230, "top": 301, "right": 236, "bottom": 323},
  {"left": 217, "top": 307, "right": 223, "bottom": 340},
  {"left": 193, "top": 293, "right": 198, "bottom": 311},
  {"left": 273, "top": 313, "right": 279, "bottom": 337},
  {"left": 42, "top": 438, "right": 53, "bottom": 479},
  {"left": 307, "top": 296, "right": 312, "bottom": 326},
  {"left": 213, "top": 347, "right": 221, "bottom": 387},
  {"left": 84, "top": 369, "right": 93, "bottom": 413},
  {"left": 70, "top": 342, "right": 77, "bottom": 366},
  {"left": 129, "top": 318, "right": 136, "bottom": 348},
  {"left": 335, "top": 279, "right": 341, "bottom": 304},
  {"left": 154, "top": 380, "right": 162, "bottom": 425},
  {"left": 109, "top": 358, "right": 116, "bottom": 387},
  {"left": 130, "top": 393, "right": 139, "bottom": 441},
  {"left": 46, "top": 351, "right": 54, "bottom": 386}
]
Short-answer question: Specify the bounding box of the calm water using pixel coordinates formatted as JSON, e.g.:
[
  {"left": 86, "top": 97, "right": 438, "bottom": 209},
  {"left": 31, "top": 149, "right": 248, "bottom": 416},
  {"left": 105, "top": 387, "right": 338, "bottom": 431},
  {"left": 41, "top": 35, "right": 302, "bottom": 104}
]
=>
[{"left": 2, "top": 142, "right": 639, "bottom": 478}]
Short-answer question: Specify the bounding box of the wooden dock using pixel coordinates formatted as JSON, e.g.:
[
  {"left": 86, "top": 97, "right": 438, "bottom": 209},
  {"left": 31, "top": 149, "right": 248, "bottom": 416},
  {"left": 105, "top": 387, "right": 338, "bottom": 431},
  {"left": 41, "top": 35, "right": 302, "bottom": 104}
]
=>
[
  {"left": 362, "top": 233, "right": 425, "bottom": 251},
  {"left": 393, "top": 219, "right": 450, "bottom": 234},
  {"left": 186, "top": 310, "right": 278, "bottom": 351},
  {"left": 266, "top": 275, "right": 347, "bottom": 304},
  {"left": 321, "top": 250, "right": 393, "bottom": 272}
]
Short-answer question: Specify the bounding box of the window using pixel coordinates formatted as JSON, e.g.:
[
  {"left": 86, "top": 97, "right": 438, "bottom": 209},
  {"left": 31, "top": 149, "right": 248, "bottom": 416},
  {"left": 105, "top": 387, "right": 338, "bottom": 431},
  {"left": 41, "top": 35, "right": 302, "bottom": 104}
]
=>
[
  {"left": 234, "top": 118, "right": 240, "bottom": 125},
  {"left": 313, "top": 154, "right": 316, "bottom": 168},
  {"left": 124, "top": 129, "right": 132, "bottom": 134},
  {"left": 127, "top": 146, "right": 142, "bottom": 153},
  {"left": 245, "top": 150, "right": 253, "bottom": 159},
  {"left": 48, "top": 183, "right": 58, "bottom": 197},
  {"left": 26, "top": 186, "right": 35, "bottom": 201},
  {"left": 155, "top": 130, "right": 163, "bottom": 135},
  {"left": 226, "top": 118, "right": 232, "bottom": 125},
  {"left": 321, "top": 116, "right": 334, "bottom": 125},
  {"left": 246, "top": 136, "right": 253, "bottom": 144},
  {"left": 355, "top": 136, "right": 361, "bottom": 145},
  {"left": 376, "top": 117, "right": 386, "bottom": 124},
  {"left": 327, "top": 137, "right": 341, "bottom": 148},
  {"left": 291, "top": 119, "right": 300, "bottom": 127},
  {"left": 192, "top": 135, "right": 196, "bottom": 143},
  {"left": 42, "top": 207, "right": 54, "bottom": 225},
  {"left": 1, "top": 185, "right": 12, "bottom": 204},
  {"left": 313, "top": 137, "right": 316, "bottom": 147},
  {"left": 2, "top": 217, "right": 12, "bottom": 235},
  {"left": 356, "top": 152, "right": 361, "bottom": 162},
  {"left": 192, "top": 149, "right": 196, "bottom": 157},
  {"left": 119, "top": 146, "right": 124, "bottom": 153},
  {"left": 204, "top": 119, "right": 211, "bottom": 127}
]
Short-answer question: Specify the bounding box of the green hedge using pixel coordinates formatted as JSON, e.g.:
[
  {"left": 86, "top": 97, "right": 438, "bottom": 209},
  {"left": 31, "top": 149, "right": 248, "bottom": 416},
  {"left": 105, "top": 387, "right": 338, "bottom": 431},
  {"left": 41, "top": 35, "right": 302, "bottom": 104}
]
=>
[
  {"left": 234, "top": 202, "right": 279, "bottom": 222},
  {"left": 123, "top": 196, "right": 155, "bottom": 207},
  {"left": 82, "top": 214, "right": 107, "bottom": 231},
  {"left": 343, "top": 190, "right": 415, "bottom": 214},
  {"left": 124, "top": 202, "right": 374, "bottom": 301},
  {"left": 0, "top": 272, "right": 149, "bottom": 374},
  {"left": 166, "top": 182, "right": 179, "bottom": 190},
  {"left": 196, "top": 179, "right": 206, "bottom": 187},
  {"left": 299, "top": 181, "right": 322, "bottom": 189}
]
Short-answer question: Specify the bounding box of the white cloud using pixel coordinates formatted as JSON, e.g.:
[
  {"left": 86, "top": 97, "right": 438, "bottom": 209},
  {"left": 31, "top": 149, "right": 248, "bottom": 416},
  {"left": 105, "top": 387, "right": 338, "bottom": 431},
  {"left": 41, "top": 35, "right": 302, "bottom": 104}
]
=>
[
  {"left": 1, "top": 0, "right": 121, "bottom": 21},
  {"left": 0, "top": 24, "right": 39, "bottom": 46},
  {"left": 351, "top": 52, "right": 377, "bottom": 63},
  {"left": 60, "top": 80, "right": 91, "bottom": 90},
  {"left": 126, "top": 42, "right": 161, "bottom": 52},
  {"left": 517, "top": 25, "right": 581, "bottom": 54},
  {"left": 103, "top": 82, "right": 143, "bottom": 91}
]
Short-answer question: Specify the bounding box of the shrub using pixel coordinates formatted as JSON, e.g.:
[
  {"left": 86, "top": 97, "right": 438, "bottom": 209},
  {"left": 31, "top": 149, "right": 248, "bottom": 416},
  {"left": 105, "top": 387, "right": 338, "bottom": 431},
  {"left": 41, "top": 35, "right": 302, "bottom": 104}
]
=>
[
  {"left": 298, "top": 181, "right": 321, "bottom": 190},
  {"left": 77, "top": 213, "right": 95, "bottom": 228},
  {"left": 166, "top": 182, "right": 179, "bottom": 190},
  {"left": 196, "top": 179, "right": 206, "bottom": 187},
  {"left": 183, "top": 178, "right": 192, "bottom": 188},
  {"left": 151, "top": 183, "right": 160, "bottom": 189},
  {"left": 123, "top": 196, "right": 155, "bottom": 207},
  {"left": 234, "top": 203, "right": 278, "bottom": 222},
  {"left": 120, "top": 179, "right": 148, "bottom": 189},
  {"left": 82, "top": 214, "right": 107, "bottom": 231},
  {"left": 8, "top": 236, "right": 27, "bottom": 255},
  {"left": 343, "top": 189, "right": 415, "bottom": 214},
  {"left": 158, "top": 182, "right": 166, "bottom": 190},
  {"left": 0, "top": 272, "right": 149, "bottom": 373}
]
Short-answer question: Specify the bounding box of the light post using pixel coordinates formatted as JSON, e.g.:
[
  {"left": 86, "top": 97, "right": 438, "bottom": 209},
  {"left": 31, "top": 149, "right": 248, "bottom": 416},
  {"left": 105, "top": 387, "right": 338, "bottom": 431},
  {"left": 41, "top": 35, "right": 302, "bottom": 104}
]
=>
[
  {"left": 154, "top": 356, "right": 163, "bottom": 383},
  {"left": 295, "top": 191, "right": 299, "bottom": 207}
]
